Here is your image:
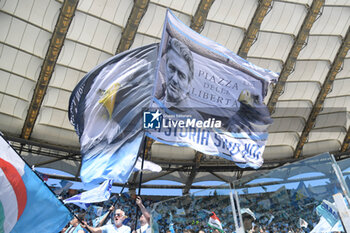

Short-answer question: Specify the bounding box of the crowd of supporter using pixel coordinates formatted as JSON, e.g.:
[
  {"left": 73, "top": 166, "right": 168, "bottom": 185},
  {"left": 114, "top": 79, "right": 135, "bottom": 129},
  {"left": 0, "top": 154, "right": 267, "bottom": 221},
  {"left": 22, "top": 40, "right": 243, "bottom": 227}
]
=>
[
  {"left": 57, "top": 189, "right": 155, "bottom": 232},
  {"left": 55, "top": 185, "right": 329, "bottom": 233},
  {"left": 150, "top": 189, "right": 325, "bottom": 233}
]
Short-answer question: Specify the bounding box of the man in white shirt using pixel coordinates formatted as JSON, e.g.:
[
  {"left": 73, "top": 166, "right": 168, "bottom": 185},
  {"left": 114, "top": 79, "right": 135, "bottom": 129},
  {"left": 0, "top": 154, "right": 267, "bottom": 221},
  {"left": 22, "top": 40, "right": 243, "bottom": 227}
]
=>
[
  {"left": 134, "top": 196, "right": 150, "bottom": 233},
  {"left": 82, "top": 208, "right": 131, "bottom": 233}
]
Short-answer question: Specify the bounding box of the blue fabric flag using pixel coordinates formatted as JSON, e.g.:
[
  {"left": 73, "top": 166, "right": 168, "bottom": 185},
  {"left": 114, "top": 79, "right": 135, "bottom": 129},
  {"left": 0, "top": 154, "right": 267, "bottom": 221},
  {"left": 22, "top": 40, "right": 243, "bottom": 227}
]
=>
[
  {"left": 0, "top": 136, "right": 72, "bottom": 233},
  {"left": 92, "top": 211, "right": 109, "bottom": 227},
  {"left": 69, "top": 44, "right": 158, "bottom": 184},
  {"left": 92, "top": 205, "right": 104, "bottom": 216},
  {"left": 316, "top": 200, "right": 339, "bottom": 227},
  {"left": 169, "top": 213, "right": 175, "bottom": 233},
  {"left": 146, "top": 10, "right": 278, "bottom": 169},
  {"left": 64, "top": 179, "right": 113, "bottom": 207}
]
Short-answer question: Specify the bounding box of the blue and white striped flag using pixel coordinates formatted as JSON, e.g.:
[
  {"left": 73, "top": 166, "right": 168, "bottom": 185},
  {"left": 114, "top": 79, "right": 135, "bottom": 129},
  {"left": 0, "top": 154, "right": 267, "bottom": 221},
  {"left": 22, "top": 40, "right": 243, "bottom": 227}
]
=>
[
  {"left": 64, "top": 179, "right": 113, "bottom": 208},
  {"left": 315, "top": 200, "right": 339, "bottom": 227}
]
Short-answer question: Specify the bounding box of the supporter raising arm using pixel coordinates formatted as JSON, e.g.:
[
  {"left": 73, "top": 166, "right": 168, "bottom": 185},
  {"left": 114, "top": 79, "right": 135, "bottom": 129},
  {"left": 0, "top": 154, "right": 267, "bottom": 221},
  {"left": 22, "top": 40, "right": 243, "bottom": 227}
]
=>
[
  {"left": 82, "top": 208, "right": 131, "bottom": 233},
  {"left": 134, "top": 196, "right": 151, "bottom": 233}
]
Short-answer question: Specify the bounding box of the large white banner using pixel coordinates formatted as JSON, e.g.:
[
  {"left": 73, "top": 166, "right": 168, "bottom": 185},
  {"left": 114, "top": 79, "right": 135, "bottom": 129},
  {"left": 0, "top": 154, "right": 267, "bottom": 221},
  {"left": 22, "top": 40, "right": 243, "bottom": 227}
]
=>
[{"left": 145, "top": 10, "right": 278, "bottom": 168}]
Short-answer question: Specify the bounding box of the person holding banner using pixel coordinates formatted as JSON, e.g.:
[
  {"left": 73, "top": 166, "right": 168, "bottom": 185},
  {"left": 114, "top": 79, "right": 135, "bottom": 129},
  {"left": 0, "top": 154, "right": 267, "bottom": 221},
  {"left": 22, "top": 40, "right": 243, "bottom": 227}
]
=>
[
  {"left": 82, "top": 208, "right": 131, "bottom": 233},
  {"left": 241, "top": 208, "right": 256, "bottom": 233},
  {"left": 156, "top": 38, "right": 194, "bottom": 109},
  {"left": 134, "top": 196, "right": 151, "bottom": 233}
]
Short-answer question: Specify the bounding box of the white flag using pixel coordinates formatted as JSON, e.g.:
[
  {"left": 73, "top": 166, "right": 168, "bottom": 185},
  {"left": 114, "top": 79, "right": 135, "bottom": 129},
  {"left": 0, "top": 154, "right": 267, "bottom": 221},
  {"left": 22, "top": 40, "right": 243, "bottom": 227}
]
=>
[{"left": 133, "top": 157, "right": 162, "bottom": 172}]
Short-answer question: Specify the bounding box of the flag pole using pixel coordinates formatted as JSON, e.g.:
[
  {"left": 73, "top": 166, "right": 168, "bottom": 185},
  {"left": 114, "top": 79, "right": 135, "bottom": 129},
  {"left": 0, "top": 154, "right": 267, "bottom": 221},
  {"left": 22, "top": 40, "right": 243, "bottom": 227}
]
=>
[
  {"left": 137, "top": 136, "right": 147, "bottom": 195},
  {"left": 134, "top": 135, "right": 148, "bottom": 231},
  {"left": 63, "top": 204, "right": 92, "bottom": 233},
  {"left": 103, "top": 131, "right": 148, "bottom": 228}
]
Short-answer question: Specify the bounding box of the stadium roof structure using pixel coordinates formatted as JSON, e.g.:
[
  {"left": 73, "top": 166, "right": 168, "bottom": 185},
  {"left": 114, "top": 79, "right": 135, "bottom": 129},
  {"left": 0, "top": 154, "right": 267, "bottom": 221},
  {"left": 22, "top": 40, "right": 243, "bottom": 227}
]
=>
[{"left": 0, "top": 0, "right": 350, "bottom": 194}]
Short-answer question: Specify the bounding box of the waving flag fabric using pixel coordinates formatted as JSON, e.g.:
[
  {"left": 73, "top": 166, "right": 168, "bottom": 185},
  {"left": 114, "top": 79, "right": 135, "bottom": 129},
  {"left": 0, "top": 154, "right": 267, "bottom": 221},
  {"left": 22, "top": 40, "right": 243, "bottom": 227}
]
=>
[
  {"left": 146, "top": 10, "right": 278, "bottom": 169},
  {"left": 92, "top": 211, "right": 109, "bottom": 227},
  {"left": 169, "top": 213, "right": 175, "bottom": 233},
  {"left": 54, "top": 179, "right": 73, "bottom": 195},
  {"left": 208, "top": 212, "right": 224, "bottom": 233},
  {"left": 133, "top": 157, "right": 162, "bottom": 172},
  {"left": 316, "top": 200, "right": 339, "bottom": 227},
  {"left": 69, "top": 44, "right": 158, "bottom": 184},
  {"left": 310, "top": 217, "right": 344, "bottom": 233},
  {"left": 64, "top": 179, "right": 112, "bottom": 207},
  {"left": 0, "top": 136, "right": 71, "bottom": 233}
]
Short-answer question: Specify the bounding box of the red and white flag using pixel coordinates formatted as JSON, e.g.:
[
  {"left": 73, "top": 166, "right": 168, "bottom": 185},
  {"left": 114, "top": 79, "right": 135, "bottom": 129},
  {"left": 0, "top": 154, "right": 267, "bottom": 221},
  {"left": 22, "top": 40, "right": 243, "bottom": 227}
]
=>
[
  {"left": 0, "top": 136, "right": 71, "bottom": 233},
  {"left": 208, "top": 212, "right": 224, "bottom": 233}
]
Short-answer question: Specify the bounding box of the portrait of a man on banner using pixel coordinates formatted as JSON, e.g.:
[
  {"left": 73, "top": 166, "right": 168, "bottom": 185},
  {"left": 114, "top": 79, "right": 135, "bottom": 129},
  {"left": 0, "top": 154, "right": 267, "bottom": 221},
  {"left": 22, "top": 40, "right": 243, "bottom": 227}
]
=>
[
  {"left": 155, "top": 38, "right": 194, "bottom": 109},
  {"left": 147, "top": 10, "right": 278, "bottom": 169}
]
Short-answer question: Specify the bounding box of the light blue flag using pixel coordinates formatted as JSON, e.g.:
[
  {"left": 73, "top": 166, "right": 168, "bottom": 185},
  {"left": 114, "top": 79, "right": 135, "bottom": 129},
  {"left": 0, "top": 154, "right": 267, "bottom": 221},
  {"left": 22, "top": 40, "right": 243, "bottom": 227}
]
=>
[
  {"left": 92, "top": 211, "right": 109, "bottom": 227},
  {"left": 0, "top": 136, "right": 72, "bottom": 233},
  {"left": 92, "top": 205, "right": 104, "bottom": 216},
  {"left": 311, "top": 217, "right": 344, "bottom": 233},
  {"left": 64, "top": 179, "right": 113, "bottom": 207},
  {"left": 146, "top": 10, "right": 278, "bottom": 169},
  {"left": 54, "top": 180, "right": 73, "bottom": 195},
  {"left": 316, "top": 200, "right": 339, "bottom": 227},
  {"left": 169, "top": 213, "right": 175, "bottom": 233},
  {"left": 69, "top": 44, "right": 158, "bottom": 184}
]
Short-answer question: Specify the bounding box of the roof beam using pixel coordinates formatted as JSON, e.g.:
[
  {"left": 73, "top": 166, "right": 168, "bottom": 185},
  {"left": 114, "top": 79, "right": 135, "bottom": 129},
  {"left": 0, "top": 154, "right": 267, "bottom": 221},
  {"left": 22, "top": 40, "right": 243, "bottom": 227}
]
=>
[
  {"left": 75, "top": 161, "right": 82, "bottom": 179},
  {"left": 34, "top": 154, "right": 75, "bottom": 167},
  {"left": 20, "top": 0, "right": 79, "bottom": 140},
  {"left": 128, "top": 171, "right": 140, "bottom": 195},
  {"left": 144, "top": 137, "right": 154, "bottom": 160},
  {"left": 4, "top": 134, "right": 80, "bottom": 154},
  {"left": 116, "top": 0, "right": 150, "bottom": 54},
  {"left": 183, "top": 152, "right": 203, "bottom": 195},
  {"left": 209, "top": 171, "right": 230, "bottom": 183},
  {"left": 160, "top": 164, "right": 279, "bottom": 173},
  {"left": 46, "top": 171, "right": 350, "bottom": 190},
  {"left": 237, "top": 0, "right": 273, "bottom": 59},
  {"left": 267, "top": 0, "right": 325, "bottom": 114},
  {"left": 140, "top": 166, "right": 187, "bottom": 184},
  {"left": 190, "top": 0, "right": 215, "bottom": 33},
  {"left": 294, "top": 27, "right": 350, "bottom": 158},
  {"left": 341, "top": 127, "right": 350, "bottom": 152}
]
